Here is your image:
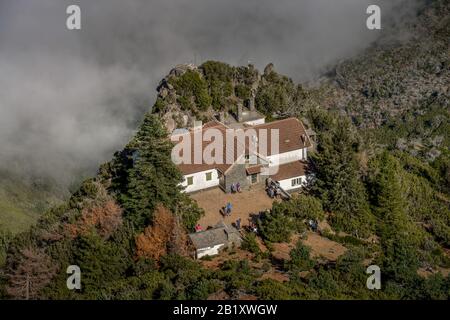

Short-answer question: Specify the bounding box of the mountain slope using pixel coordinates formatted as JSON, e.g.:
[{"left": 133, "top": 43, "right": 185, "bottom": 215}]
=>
[{"left": 0, "top": 171, "right": 64, "bottom": 234}]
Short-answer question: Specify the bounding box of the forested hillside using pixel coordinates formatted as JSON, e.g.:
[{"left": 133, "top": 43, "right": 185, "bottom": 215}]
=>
[{"left": 0, "top": 0, "right": 448, "bottom": 300}]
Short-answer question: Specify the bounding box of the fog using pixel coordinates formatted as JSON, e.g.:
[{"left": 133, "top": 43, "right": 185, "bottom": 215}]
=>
[{"left": 0, "top": 0, "right": 423, "bottom": 186}]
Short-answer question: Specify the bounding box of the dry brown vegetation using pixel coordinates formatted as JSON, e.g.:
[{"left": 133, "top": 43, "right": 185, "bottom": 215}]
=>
[
  {"left": 135, "top": 205, "right": 190, "bottom": 261},
  {"left": 66, "top": 199, "right": 123, "bottom": 239},
  {"left": 5, "top": 247, "right": 57, "bottom": 300}
]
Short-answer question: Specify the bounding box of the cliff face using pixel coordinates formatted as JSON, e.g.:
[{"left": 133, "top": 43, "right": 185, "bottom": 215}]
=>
[{"left": 154, "top": 63, "right": 201, "bottom": 132}]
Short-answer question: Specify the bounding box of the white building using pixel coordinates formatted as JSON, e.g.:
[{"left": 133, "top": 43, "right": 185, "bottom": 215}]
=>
[
  {"left": 173, "top": 117, "right": 312, "bottom": 194},
  {"left": 188, "top": 222, "right": 242, "bottom": 259}
]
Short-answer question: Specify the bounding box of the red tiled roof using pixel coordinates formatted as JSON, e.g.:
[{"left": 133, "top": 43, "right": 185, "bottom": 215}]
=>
[
  {"left": 246, "top": 165, "right": 262, "bottom": 175},
  {"left": 270, "top": 161, "right": 307, "bottom": 181},
  {"left": 173, "top": 118, "right": 311, "bottom": 175},
  {"left": 174, "top": 121, "right": 235, "bottom": 175},
  {"left": 253, "top": 118, "right": 311, "bottom": 155}
]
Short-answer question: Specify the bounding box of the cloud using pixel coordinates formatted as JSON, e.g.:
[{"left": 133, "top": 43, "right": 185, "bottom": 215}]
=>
[{"left": 0, "top": 0, "right": 423, "bottom": 185}]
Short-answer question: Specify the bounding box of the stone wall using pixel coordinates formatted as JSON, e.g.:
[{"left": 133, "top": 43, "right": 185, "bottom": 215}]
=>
[
  {"left": 223, "top": 163, "right": 266, "bottom": 193},
  {"left": 223, "top": 164, "right": 248, "bottom": 193}
]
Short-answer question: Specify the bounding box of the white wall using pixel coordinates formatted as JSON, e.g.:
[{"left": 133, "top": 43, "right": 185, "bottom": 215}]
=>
[
  {"left": 267, "top": 148, "right": 307, "bottom": 167},
  {"left": 181, "top": 169, "right": 220, "bottom": 193},
  {"left": 278, "top": 175, "right": 307, "bottom": 191},
  {"left": 196, "top": 243, "right": 225, "bottom": 259}
]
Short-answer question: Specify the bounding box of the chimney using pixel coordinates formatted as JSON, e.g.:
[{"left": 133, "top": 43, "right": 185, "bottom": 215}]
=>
[
  {"left": 248, "top": 89, "right": 256, "bottom": 111},
  {"left": 194, "top": 119, "right": 203, "bottom": 131},
  {"left": 237, "top": 103, "right": 243, "bottom": 122},
  {"left": 248, "top": 98, "right": 256, "bottom": 111},
  {"left": 219, "top": 111, "right": 225, "bottom": 123}
]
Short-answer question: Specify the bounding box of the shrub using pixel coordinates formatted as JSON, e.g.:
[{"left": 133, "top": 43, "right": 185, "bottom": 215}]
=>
[
  {"left": 272, "top": 194, "right": 325, "bottom": 221},
  {"left": 255, "top": 279, "right": 293, "bottom": 300},
  {"left": 259, "top": 211, "right": 293, "bottom": 243},
  {"left": 285, "top": 241, "right": 315, "bottom": 272},
  {"left": 241, "top": 233, "right": 261, "bottom": 255},
  {"left": 169, "top": 70, "right": 212, "bottom": 111}
]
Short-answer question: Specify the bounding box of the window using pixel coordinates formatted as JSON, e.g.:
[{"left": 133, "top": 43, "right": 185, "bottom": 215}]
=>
[
  {"left": 186, "top": 176, "right": 194, "bottom": 186},
  {"left": 205, "top": 172, "right": 212, "bottom": 181},
  {"left": 291, "top": 177, "right": 302, "bottom": 187},
  {"left": 251, "top": 173, "right": 258, "bottom": 184}
]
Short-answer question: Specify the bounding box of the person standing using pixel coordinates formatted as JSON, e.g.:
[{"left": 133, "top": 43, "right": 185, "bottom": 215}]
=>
[
  {"left": 226, "top": 202, "right": 232, "bottom": 216},
  {"left": 236, "top": 218, "right": 241, "bottom": 230}
]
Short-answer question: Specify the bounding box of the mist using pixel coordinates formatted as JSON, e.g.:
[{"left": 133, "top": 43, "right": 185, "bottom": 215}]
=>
[{"left": 0, "top": 0, "right": 423, "bottom": 187}]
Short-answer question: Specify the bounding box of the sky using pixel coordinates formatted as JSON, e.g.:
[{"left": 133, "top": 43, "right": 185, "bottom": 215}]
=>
[{"left": 0, "top": 0, "right": 423, "bottom": 186}]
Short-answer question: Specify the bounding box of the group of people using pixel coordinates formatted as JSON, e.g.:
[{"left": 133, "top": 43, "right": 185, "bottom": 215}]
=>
[
  {"left": 266, "top": 184, "right": 281, "bottom": 198},
  {"left": 230, "top": 182, "right": 241, "bottom": 193},
  {"left": 223, "top": 182, "right": 241, "bottom": 217}
]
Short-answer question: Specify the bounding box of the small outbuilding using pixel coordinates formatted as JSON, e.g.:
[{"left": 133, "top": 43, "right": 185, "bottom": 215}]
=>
[{"left": 189, "top": 222, "right": 242, "bottom": 259}]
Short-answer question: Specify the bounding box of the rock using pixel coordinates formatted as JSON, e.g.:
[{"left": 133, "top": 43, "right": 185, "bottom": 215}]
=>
[
  {"left": 264, "top": 63, "right": 274, "bottom": 75},
  {"left": 169, "top": 63, "right": 197, "bottom": 77},
  {"left": 159, "top": 87, "right": 169, "bottom": 98}
]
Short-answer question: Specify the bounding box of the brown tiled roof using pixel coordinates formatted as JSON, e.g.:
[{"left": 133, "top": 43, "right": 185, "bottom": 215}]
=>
[
  {"left": 173, "top": 118, "right": 311, "bottom": 175},
  {"left": 173, "top": 121, "right": 240, "bottom": 175},
  {"left": 253, "top": 117, "right": 311, "bottom": 155},
  {"left": 270, "top": 161, "right": 307, "bottom": 181},
  {"left": 246, "top": 165, "right": 262, "bottom": 175}
]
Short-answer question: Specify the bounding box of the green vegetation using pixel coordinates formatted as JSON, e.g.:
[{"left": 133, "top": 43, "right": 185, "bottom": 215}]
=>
[
  {"left": 285, "top": 241, "right": 315, "bottom": 272},
  {"left": 255, "top": 70, "right": 300, "bottom": 115},
  {"left": 200, "top": 61, "right": 234, "bottom": 110},
  {"left": 168, "top": 70, "right": 212, "bottom": 111},
  {"left": 258, "top": 210, "right": 294, "bottom": 243},
  {"left": 309, "top": 110, "right": 375, "bottom": 237},
  {"left": 0, "top": 171, "right": 64, "bottom": 234},
  {"left": 273, "top": 194, "right": 324, "bottom": 221},
  {"left": 241, "top": 232, "right": 261, "bottom": 255}
]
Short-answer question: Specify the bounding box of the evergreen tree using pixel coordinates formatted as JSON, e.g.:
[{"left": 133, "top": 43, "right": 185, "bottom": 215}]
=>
[
  {"left": 259, "top": 211, "right": 293, "bottom": 243},
  {"left": 286, "top": 241, "right": 315, "bottom": 272},
  {"left": 72, "top": 232, "right": 127, "bottom": 297},
  {"left": 310, "top": 116, "right": 374, "bottom": 237},
  {"left": 118, "top": 114, "right": 183, "bottom": 229},
  {"left": 368, "top": 152, "right": 420, "bottom": 284}
]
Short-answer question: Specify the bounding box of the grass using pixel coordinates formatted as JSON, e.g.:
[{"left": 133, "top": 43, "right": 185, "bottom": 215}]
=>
[{"left": 0, "top": 172, "right": 65, "bottom": 234}]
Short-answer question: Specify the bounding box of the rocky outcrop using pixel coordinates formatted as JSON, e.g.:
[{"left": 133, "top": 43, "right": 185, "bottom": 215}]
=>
[{"left": 152, "top": 62, "right": 265, "bottom": 133}]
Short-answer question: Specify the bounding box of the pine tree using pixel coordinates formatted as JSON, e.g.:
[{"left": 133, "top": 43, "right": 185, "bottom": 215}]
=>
[
  {"left": 73, "top": 232, "right": 126, "bottom": 296},
  {"left": 368, "top": 152, "right": 420, "bottom": 283},
  {"left": 310, "top": 116, "right": 373, "bottom": 236},
  {"left": 118, "top": 114, "right": 183, "bottom": 229}
]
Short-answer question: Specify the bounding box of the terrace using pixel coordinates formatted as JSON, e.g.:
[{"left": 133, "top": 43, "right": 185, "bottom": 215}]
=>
[{"left": 191, "top": 185, "right": 278, "bottom": 230}]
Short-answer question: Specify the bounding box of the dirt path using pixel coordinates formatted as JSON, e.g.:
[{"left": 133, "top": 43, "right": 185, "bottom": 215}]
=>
[
  {"left": 271, "top": 232, "right": 347, "bottom": 262},
  {"left": 302, "top": 232, "right": 347, "bottom": 261}
]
